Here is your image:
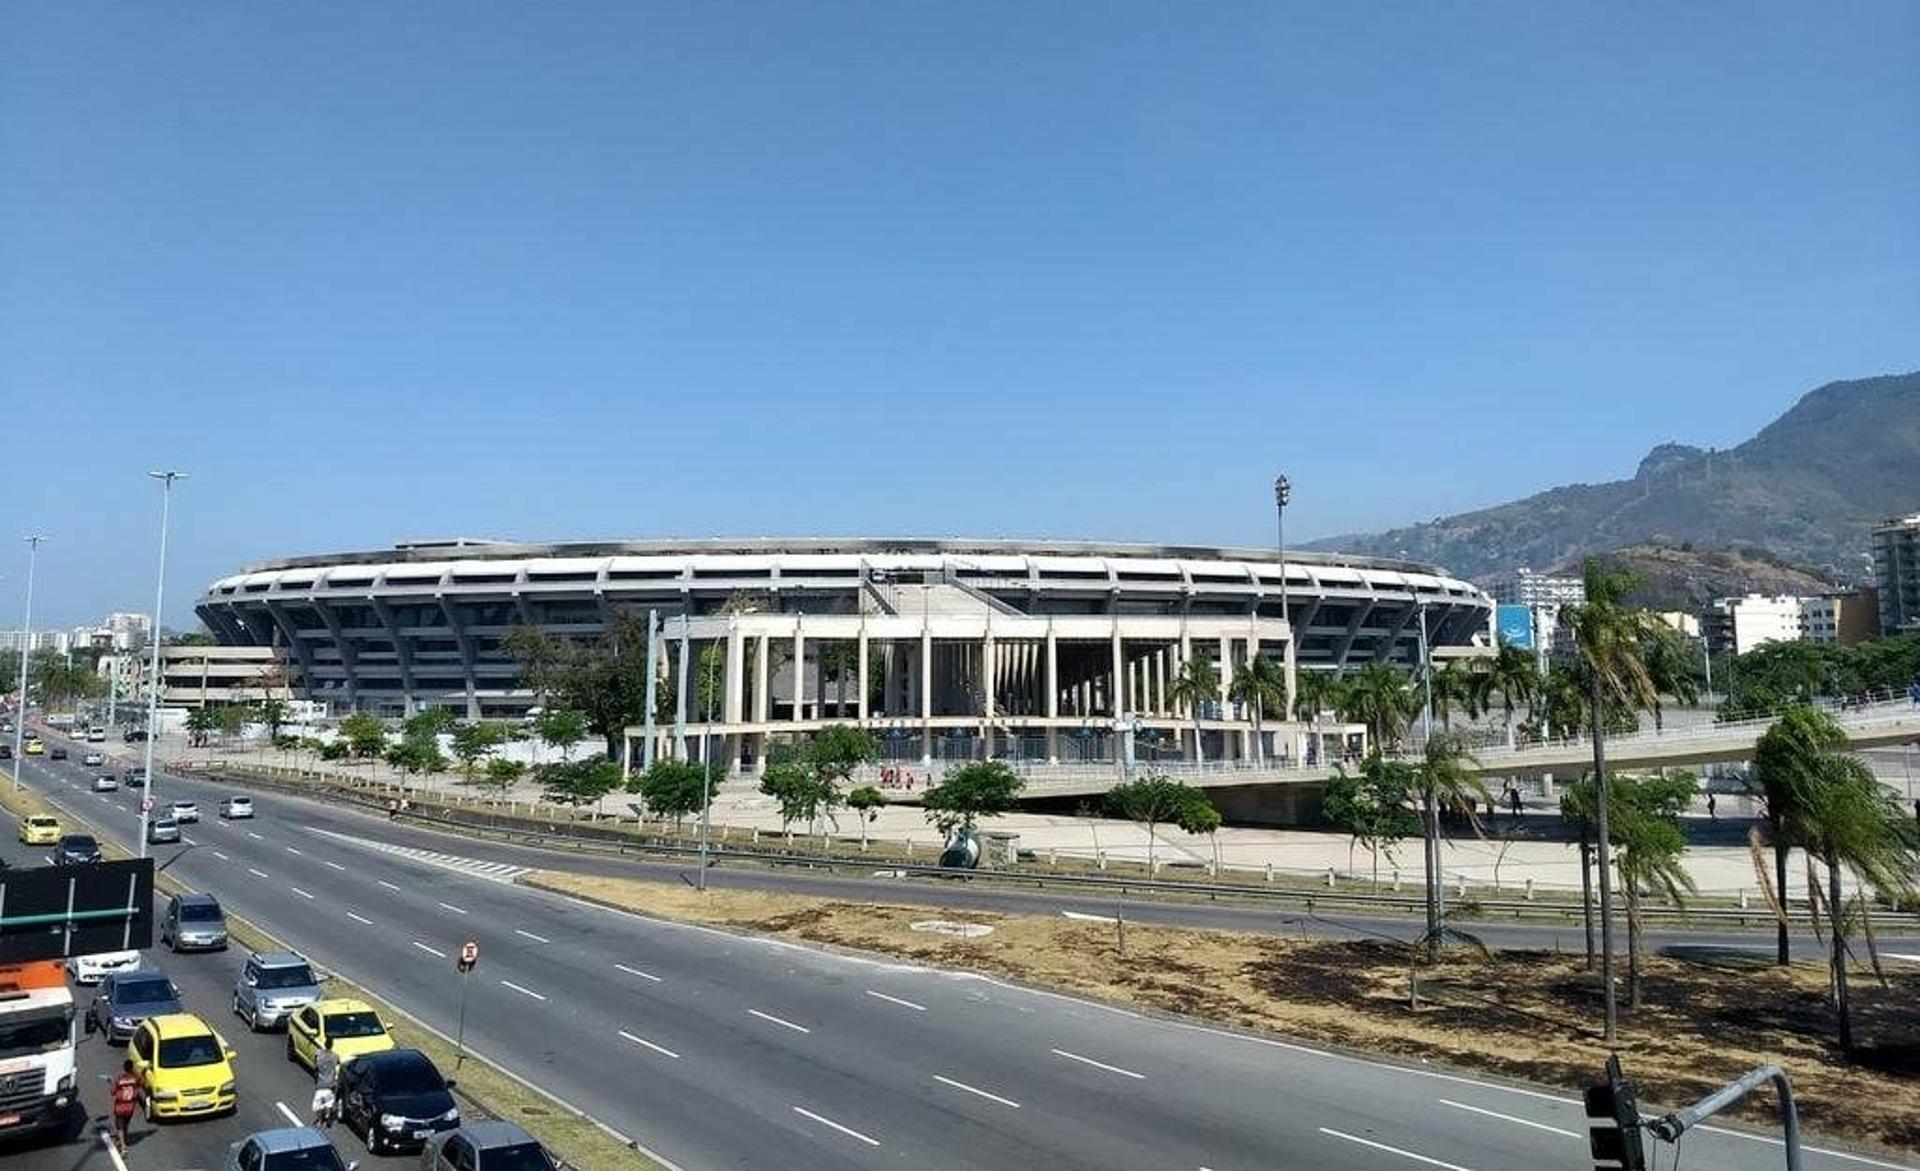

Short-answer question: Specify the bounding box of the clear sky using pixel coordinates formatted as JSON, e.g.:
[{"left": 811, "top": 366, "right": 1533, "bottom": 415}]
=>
[{"left": 3, "top": 3, "right": 1915, "bottom": 627}]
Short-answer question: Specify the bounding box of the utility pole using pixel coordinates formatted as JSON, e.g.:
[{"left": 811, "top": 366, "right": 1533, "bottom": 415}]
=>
[
  {"left": 138, "top": 470, "right": 187, "bottom": 859},
  {"left": 1417, "top": 604, "right": 1441, "bottom": 939},
  {"left": 12, "top": 535, "right": 46, "bottom": 789},
  {"left": 1591, "top": 668, "right": 1618, "bottom": 1045},
  {"left": 1274, "top": 474, "right": 1291, "bottom": 719},
  {"left": 641, "top": 608, "right": 659, "bottom": 770}
]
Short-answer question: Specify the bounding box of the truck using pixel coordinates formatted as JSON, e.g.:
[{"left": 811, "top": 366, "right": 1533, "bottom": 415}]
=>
[{"left": 0, "top": 961, "right": 79, "bottom": 1139}]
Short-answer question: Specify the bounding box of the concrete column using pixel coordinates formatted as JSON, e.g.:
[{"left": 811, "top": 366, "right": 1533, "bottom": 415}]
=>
[
  {"left": 725, "top": 626, "right": 745, "bottom": 725},
  {"left": 753, "top": 634, "right": 770, "bottom": 723},
  {"left": 1154, "top": 646, "right": 1168, "bottom": 717},
  {"left": 674, "top": 620, "right": 690, "bottom": 760},
  {"left": 982, "top": 636, "right": 996, "bottom": 719},
  {"left": 1283, "top": 622, "right": 1298, "bottom": 723},
  {"left": 1045, "top": 629, "right": 1059, "bottom": 719},
  {"left": 920, "top": 622, "right": 933, "bottom": 767},
  {"left": 791, "top": 627, "right": 806, "bottom": 724},
  {"left": 856, "top": 627, "right": 870, "bottom": 722},
  {"left": 1110, "top": 629, "right": 1124, "bottom": 718}
]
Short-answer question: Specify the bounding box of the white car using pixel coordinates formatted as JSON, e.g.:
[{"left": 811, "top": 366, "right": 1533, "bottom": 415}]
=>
[
  {"left": 219, "top": 796, "right": 254, "bottom": 820},
  {"left": 92, "top": 774, "right": 119, "bottom": 792},
  {"left": 68, "top": 949, "right": 140, "bottom": 985},
  {"left": 83, "top": 750, "right": 105, "bottom": 766},
  {"left": 169, "top": 800, "right": 200, "bottom": 824}
]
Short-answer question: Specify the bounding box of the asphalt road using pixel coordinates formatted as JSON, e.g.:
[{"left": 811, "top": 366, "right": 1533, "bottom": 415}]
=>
[
  {"left": 0, "top": 801, "right": 417, "bottom": 1171},
  {"left": 11, "top": 738, "right": 1916, "bottom": 1171}
]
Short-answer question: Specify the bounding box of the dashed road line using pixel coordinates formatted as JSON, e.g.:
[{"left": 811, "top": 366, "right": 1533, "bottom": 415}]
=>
[
  {"left": 514, "top": 929, "right": 550, "bottom": 944},
  {"left": 619, "top": 1030, "right": 681, "bottom": 1059},
  {"left": 1438, "top": 1099, "right": 1578, "bottom": 1139},
  {"left": 864, "top": 989, "right": 926, "bottom": 1012},
  {"left": 1050, "top": 1048, "right": 1144, "bottom": 1080},
  {"left": 500, "top": 980, "right": 547, "bottom": 1002},
  {"left": 378, "top": 880, "right": 401, "bottom": 892},
  {"left": 412, "top": 941, "right": 447, "bottom": 958},
  {"left": 748, "top": 1009, "right": 810, "bottom": 1034},
  {"left": 286, "top": 846, "right": 303, "bottom": 855},
  {"left": 248, "top": 868, "right": 270, "bottom": 879},
  {"left": 1318, "top": 1128, "right": 1473, "bottom": 1171},
  {"left": 275, "top": 1100, "right": 303, "bottom": 1127},
  {"left": 438, "top": 901, "right": 469, "bottom": 915},
  {"left": 212, "top": 851, "right": 230, "bottom": 861},
  {"left": 615, "top": 963, "right": 662, "bottom": 982},
  {"left": 247, "top": 831, "right": 263, "bottom": 839},
  {"left": 934, "top": 1074, "right": 1020, "bottom": 1109},
  {"left": 289, "top": 887, "right": 315, "bottom": 900},
  {"left": 347, "top": 912, "right": 374, "bottom": 926},
  {"left": 324, "top": 860, "right": 347, "bottom": 871},
  {"left": 791, "top": 1106, "right": 879, "bottom": 1147}
]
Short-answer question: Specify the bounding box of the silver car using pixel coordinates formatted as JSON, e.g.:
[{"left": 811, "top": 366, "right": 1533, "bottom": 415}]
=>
[
  {"left": 225, "top": 1126, "right": 358, "bottom": 1171},
  {"left": 233, "top": 951, "right": 323, "bottom": 1032},
  {"left": 86, "top": 969, "right": 184, "bottom": 1045},
  {"left": 163, "top": 891, "right": 228, "bottom": 952},
  {"left": 420, "top": 1121, "right": 557, "bottom": 1170}
]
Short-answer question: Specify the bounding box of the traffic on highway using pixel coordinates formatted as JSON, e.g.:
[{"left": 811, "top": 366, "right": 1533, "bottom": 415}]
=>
[{"left": 3, "top": 720, "right": 1910, "bottom": 1170}]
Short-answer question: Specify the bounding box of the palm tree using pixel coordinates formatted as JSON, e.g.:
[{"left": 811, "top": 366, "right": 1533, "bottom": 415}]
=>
[
  {"left": 1560, "top": 558, "right": 1663, "bottom": 1043},
  {"left": 1608, "top": 773, "right": 1698, "bottom": 1008},
  {"left": 1486, "top": 643, "right": 1539, "bottom": 736},
  {"left": 1293, "top": 669, "right": 1347, "bottom": 764},
  {"left": 1753, "top": 704, "right": 1840, "bottom": 966},
  {"left": 1340, "top": 662, "right": 1414, "bottom": 753},
  {"left": 1639, "top": 626, "right": 1701, "bottom": 732},
  {"left": 1167, "top": 655, "right": 1220, "bottom": 765},
  {"left": 1414, "top": 731, "right": 1489, "bottom": 949},
  {"left": 1429, "top": 661, "right": 1480, "bottom": 732},
  {"left": 258, "top": 698, "right": 289, "bottom": 742},
  {"left": 1228, "top": 654, "right": 1287, "bottom": 766}
]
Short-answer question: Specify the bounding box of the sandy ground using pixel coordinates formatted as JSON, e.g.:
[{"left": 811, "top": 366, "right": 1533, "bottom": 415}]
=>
[{"left": 526, "top": 870, "right": 1920, "bottom": 1153}]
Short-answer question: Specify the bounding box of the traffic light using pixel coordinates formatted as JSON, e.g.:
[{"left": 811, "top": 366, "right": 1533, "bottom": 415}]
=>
[{"left": 1584, "top": 1054, "right": 1647, "bottom": 1171}]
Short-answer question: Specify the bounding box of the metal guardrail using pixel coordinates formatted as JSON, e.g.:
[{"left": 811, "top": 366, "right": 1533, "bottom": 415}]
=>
[{"left": 182, "top": 763, "right": 1920, "bottom": 930}]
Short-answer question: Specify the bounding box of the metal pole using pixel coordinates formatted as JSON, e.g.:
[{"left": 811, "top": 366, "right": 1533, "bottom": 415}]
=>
[
  {"left": 1700, "top": 634, "right": 1714, "bottom": 704},
  {"left": 696, "top": 620, "right": 725, "bottom": 891},
  {"left": 1274, "top": 475, "right": 1290, "bottom": 720},
  {"left": 1417, "top": 604, "right": 1441, "bottom": 937},
  {"left": 1591, "top": 667, "right": 1618, "bottom": 1044},
  {"left": 13, "top": 536, "right": 45, "bottom": 790},
  {"left": 454, "top": 968, "right": 470, "bottom": 1070},
  {"left": 138, "top": 471, "right": 187, "bottom": 859},
  {"left": 641, "top": 608, "right": 659, "bottom": 770},
  {"left": 1649, "top": 1064, "right": 1800, "bottom": 1170}
]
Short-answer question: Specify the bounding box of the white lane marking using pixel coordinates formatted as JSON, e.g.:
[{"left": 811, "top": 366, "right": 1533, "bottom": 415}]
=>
[
  {"left": 514, "top": 929, "right": 550, "bottom": 944},
  {"left": 347, "top": 912, "right": 374, "bottom": 926},
  {"left": 438, "top": 901, "right": 469, "bottom": 915},
  {"left": 275, "top": 1100, "right": 303, "bottom": 1127},
  {"left": 98, "top": 1127, "right": 131, "bottom": 1171},
  {"left": 212, "top": 850, "right": 230, "bottom": 861},
  {"left": 1696, "top": 1124, "right": 1914, "bottom": 1169},
  {"left": 289, "top": 887, "right": 315, "bottom": 900},
  {"left": 748, "top": 1008, "right": 811, "bottom": 1034},
  {"left": 324, "top": 860, "right": 347, "bottom": 871},
  {"left": 933, "top": 1074, "right": 1020, "bottom": 1109},
  {"left": 1438, "top": 1099, "right": 1578, "bottom": 1139},
  {"left": 247, "top": 831, "right": 263, "bottom": 839},
  {"left": 615, "top": 963, "right": 662, "bottom": 982},
  {"left": 500, "top": 980, "right": 547, "bottom": 1002},
  {"left": 182, "top": 836, "right": 198, "bottom": 846},
  {"left": 378, "top": 880, "right": 401, "bottom": 892},
  {"left": 248, "top": 868, "right": 270, "bottom": 879},
  {"left": 1050, "top": 1048, "right": 1144, "bottom": 1080},
  {"left": 286, "top": 846, "right": 303, "bottom": 855},
  {"left": 412, "top": 941, "right": 447, "bottom": 958},
  {"left": 619, "top": 1030, "right": 681, "bottom": 1059},
  {"left": 865, "top": 989, "right": 927, "bottom": 1012},
  {"left": 1318, "top": 1127, "right": 1474, "bottom": 1171},
  {"left": 791, "top": 1106, "right": 879, "bottom": 1147}
]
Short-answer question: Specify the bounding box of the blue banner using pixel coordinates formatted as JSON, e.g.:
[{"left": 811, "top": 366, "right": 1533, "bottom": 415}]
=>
[{"left": 1497, "top": 604, "right": 1534, "bottom": 648}]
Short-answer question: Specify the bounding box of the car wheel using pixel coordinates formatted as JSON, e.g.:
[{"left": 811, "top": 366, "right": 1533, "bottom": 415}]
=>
[
  {"left": 231, "top": 992, "right": 242, "bottom": 1021},
  {"left": 252, "top": 1004, "right": 266, "bottom": 1033},
  {"left": 364, "top": 1121, "right": 383, "bottom": 1156}
]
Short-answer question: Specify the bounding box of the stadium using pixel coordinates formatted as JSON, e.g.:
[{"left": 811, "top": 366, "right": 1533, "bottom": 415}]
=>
[{"left": 197, "top": 537, "right": 1493, "bottom": 772}]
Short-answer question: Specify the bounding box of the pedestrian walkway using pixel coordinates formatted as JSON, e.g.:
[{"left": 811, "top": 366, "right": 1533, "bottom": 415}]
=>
[{"left": 304, "top": 827, "right": 530, "bottom": 883}]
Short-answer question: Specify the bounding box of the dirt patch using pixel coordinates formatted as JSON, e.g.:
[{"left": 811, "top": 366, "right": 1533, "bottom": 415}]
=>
[{"left": 527, "top": 869, "right": 1920, "bottom": 1154}]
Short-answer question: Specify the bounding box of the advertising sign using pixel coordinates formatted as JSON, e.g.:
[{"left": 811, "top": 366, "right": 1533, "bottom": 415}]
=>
[{"left": 1497, "top": 604, "right": 1534, "bottom": 649}]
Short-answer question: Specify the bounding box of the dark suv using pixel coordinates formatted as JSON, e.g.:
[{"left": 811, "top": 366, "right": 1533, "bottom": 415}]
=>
[
  {"left": 338, "top": 1049, "right": 459, "bottom": 1155},
  {"left": 51, "top": 833, "right": 102, "bottom": 865}
]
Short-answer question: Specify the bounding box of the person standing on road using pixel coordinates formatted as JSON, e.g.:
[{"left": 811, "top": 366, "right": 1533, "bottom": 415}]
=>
[
  {"left": 109, "top": 1058, "right": 140, "bottom": 1153},
  {"left": 1707, "top": 793, "right": 1717, "bottom": 821},
  {"left": 311, "top": 1045, "right": 340, "bottom": 1127}
]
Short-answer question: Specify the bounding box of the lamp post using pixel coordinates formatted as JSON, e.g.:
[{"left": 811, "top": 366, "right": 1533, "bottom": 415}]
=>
[
  {"left": 1274, "top": 474, "right": 1291, "bottom": 719},
  {"left": 138, "top": 470, "right": 187, "bottom": 859},
  {"left": 12, "top": 535, "right": 46, "bottom": 790}
]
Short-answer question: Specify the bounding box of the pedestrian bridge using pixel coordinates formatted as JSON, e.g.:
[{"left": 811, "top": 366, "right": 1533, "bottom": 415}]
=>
[{"left": 895, "top": 696, "right": 1920, "bottom": 808}]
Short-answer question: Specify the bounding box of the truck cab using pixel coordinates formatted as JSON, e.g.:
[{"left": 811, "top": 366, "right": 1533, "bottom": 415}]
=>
[{"left": 0, "top": 961, "right": 79, "bottom": 1137}]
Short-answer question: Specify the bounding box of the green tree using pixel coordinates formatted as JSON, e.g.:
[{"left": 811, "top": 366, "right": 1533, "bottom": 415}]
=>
[
  {"left": 1323, "top": 754, "right": 1421, "bottom": 889},
  {"left": 482, "top": 756, "right": 526, "bottom": 798},
  {"left": 213, "top": 704, "right": 248, "bottom": 739},
  {"left": 1486, "top": 642, "right": 1539, "bottom": 730},
  {"left": 403, "top": 706, "right": 458, "bottom": 741},
  {"left": 503, "top": 611, "right": 659, "bottom": 758},
  {"left": 539, "top": 757, "right": 623, "bottom": 811},
  {"left": 1105, "top": 773, "right": 1197, "bottom": 873},
  {"left": 534, "top": 708, "right": 590, "bottom": 763},
  {"left": 846, "top": 785, "right": 886, "bottom": 848},
  {"left": 1340, "top": 662, "right": 1415, "bottom": 752},
  {"left": 451, "top": 721, "right": 509, "bottom": 784},
  {"left": 633, "top": 759, "right": 719, "bottom": 830},
  {"left": 1640, "top": 626, "right": 1703, "bottom": 731},
  {"left": 758, "top": 752, "right": 840, "bottom": 839},
  {"left": 1429, "top": 660, "right": 1481, "bottom": 731},
  {"left": 1227, "top": 654, "right": 1287, "bottom": 766},
  {"left": 258, "top": 699, "right": 289, "bottom": 741},
  {"left": 921, "top": 760, "right": 1024, "bottom": 840},
  {"left": 1174, "top": 787, "right": 1224, "bottom": 875},
  {"left": 1414, "top": 732, "right": 1489, "bottom": 950},
  {"left": 385, "top": 735, "right": 447, "bottom": 775},
  {"left": 184, "top": 707, "right": 216, "bottom": 748},
  {"left": 817, "top": 640, "right": 861, "bottom": 716},
  {"left": 1754, "top": 704, "right": 1838, "bottom": 966},
  {"left": 339, "top": 712, "right": 389, "bottom": 760},
  {"left": 808, "top": 724, "right": 878, "bottom": 792},
  {"left": 1611, "top": 772, "right": 1698, "bottom": 1008},
  {"left": 1167, "top": 654, "right": 1220, "bottom": 764}
]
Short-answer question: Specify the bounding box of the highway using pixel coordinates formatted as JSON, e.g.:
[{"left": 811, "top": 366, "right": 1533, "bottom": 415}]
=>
[{"left": 11, "top": 737, "right": 1916, "bottom": 1171}]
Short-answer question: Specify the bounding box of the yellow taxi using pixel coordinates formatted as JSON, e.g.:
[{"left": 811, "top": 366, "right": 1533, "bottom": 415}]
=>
[
  {"left": 128, "top": 1013, "right": 238, "bottom": 1120},
  {"left": 23, "top": 737, "right": 44, "bottom": 755},
  {"left": 18, "top": 814, "right": 60, "bottom": 845},
  {"left": 286, "top": 998, "right": 396, "bottom": 1071}
]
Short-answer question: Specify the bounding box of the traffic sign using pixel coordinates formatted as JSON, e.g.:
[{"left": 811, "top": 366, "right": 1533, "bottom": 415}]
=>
[
  {"left": 457, "top": 938, "right": 479, "bottom": 973},
  {"left": 139, "top": 796, "right": 153, "bottom": 813}
]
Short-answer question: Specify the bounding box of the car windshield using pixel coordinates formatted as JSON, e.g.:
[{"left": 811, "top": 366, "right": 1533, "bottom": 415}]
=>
[
  {"left": 180, "top": 903, "right": 222, "bottom": 922},
  {"left": 263, "top": 1148, "right": 350, "bottom": 1171},
  {"left": 376, "top": 1057, "right": 444, "bottom": 1095},
  {"left": 61, "top": 836, "right": 97, "bottom": 852},
  {"left": 257, "top": 964, "right": 316, "bottom": 990},
  {"left": 228, "top": 798, "right": 251, "bottom": 806},
  {"left": 27, "top": 817, "right": 55, "bottom": 828},
  {"left": 157, "top": 1033, "right": 224, "bottom": 1067},
  {"left": 0, "top": 1008, "right": 72, "bottom": 1059},
  {"left": 483, "top": 1142, "right": 559, "bottom": 1171},
  {"left": 172, "top": 802, "right": 196, "bottom": 810},
  {"left": 115, "top": 979, "right": 175, "bottom": 1005},
  {"left": 325, "top": 1011, "right": 385, "bottom": 1038}
]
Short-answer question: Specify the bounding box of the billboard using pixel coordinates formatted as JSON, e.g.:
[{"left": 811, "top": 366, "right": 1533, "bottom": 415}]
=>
[
  {"left": 1496, "top": 604, "right": 1534, "bottom": 649},
  {"left": 0, "top": 858, "right": 154, "bottom": 964}
]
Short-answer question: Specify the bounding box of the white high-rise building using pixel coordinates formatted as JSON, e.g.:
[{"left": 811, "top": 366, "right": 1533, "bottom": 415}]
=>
[
  {"left": 1707, "top": 594, "right": 1808, "bottom": 656},
  {"left": 106, "top": 612, "right": 152, "bottom": 652}
]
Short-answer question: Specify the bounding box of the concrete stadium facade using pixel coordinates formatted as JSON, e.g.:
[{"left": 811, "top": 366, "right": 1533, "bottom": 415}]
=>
[{"left": 197, "top": 537, "right": 1492, "bottom": 770}]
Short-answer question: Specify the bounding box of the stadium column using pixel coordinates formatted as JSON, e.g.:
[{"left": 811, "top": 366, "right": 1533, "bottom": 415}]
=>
[
  {"left": 1109, "top": 629, "right": 1124, "bottom": 719},
  {"left": 920, "top": 619, "right": 933, "bottom": 768},
  {"left": 982, "top": 635, "right": 996, "bottom": 722},
  {"left": 1044, "top": 626, "right": 1059, "bottom": 764},
  {"left": 726, "top": 625, "right": 746, "bottom": 772},
  {"left": 792, "top": 628, "right": 806, "bottom": 725},
  {"left": 675, "top": 619, "right": 690, "bottom": 760},
  {"left": 856, "top": 625, "right": 869, "bottom": 723},
  {"left": 754, "top": 634, "right": 770, "bottom": 724}
]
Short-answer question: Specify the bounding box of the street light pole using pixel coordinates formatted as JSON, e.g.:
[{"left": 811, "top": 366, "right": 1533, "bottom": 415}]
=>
[
  {"left": 138, "top": 471, "right": 188, "bottom": 859},
  {"left": 12, "top": 535, "right": 46, "bottom": 790},
  {"left": 1274, "top": 474, "right": 1291, "bottom": 719}
]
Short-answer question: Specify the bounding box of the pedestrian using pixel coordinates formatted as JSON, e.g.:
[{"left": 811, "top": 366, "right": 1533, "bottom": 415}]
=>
[
  {"left": 1507, "top": 786, "right": 1523, "bottom": 819},
  {"left": 1707, "top": 793, "right": 1717, "bottom": 821},
  {"left": 109, "top": 1058, "right": 140, "bottom": 1153},
  {"left": 387, "top": 797, "right": 398, "bottom": 819},
  {"left": 311, "top": 1045, "right": 339, "bottom": 1127}
]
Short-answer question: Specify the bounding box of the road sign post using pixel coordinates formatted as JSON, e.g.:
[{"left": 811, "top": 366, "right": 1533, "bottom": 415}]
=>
[
  {"left": 1585, "top": 1054, "right": 1647, "bottom": 1171},
  {"left": 454, "top": 938, "right": 478, "bottom": 1070}
]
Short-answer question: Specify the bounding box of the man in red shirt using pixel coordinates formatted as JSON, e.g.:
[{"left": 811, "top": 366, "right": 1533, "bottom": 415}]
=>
[{"left": 109, "top": 1058, "right": 140, "bottom": 1152}]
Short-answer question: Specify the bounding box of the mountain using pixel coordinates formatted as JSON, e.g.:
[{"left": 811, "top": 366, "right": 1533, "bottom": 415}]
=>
[
  {"left": 1569, "top": 543, "right": 1842, "bottom": 613},
  {"left": 1308, "top": 371, "right": 1920, "bottom": 580}
]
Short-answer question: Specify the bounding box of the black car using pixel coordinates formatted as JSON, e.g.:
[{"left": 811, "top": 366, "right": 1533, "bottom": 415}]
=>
[
  {"left": 338, "top": 1049, "right": 460, "bottom": 1155},
  {"left": 49, "top": 745, "right": 67, "bottom": 760},
  {"left": 126, "top": 771, "right": 147, "bottom": 789},
  {"left": 51, "top": 833, "right": 103, "bottom": 865},
  {"left": 0, "top": 743, "right": 11, "bottom": 759},
  {"left": 123, "top": 729, "right": 149, "bottom": 743}
]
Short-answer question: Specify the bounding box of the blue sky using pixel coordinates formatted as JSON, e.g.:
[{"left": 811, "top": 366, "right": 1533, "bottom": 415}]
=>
[{"left": 3, "top": 4, "right": 1915, "bottom": 626}]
